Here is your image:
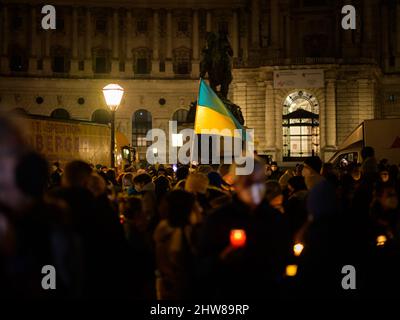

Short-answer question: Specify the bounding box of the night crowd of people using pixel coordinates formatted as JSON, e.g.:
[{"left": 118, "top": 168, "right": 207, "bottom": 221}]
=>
[{"left": 1, "top": 116, "right": 400, "bottom": 299}]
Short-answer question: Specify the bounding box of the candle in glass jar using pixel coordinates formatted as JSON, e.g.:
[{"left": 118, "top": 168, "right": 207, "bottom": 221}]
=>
[{"left": 230, "top": 229, "right": 247, "bottom": 248}]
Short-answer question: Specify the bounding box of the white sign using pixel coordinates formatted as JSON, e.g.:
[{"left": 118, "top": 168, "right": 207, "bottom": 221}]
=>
[{"left": 273, "top": 69, "right": 324, "bottom": 88}]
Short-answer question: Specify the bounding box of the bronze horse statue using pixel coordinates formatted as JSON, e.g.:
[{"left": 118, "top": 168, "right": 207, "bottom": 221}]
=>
[{"left": 200, "top": 32, "right": 233, "bottom": 100}]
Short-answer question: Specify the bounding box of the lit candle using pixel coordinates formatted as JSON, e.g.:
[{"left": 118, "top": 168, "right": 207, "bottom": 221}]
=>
[
  {"left": 230, "top": 229, "right": 247, "bottom": 248},
  {"left": 293, "top": 243, "right": 304, "bottom": 257},
  {"left": 286, "top": 265, "right": 298, "bottom": 277},
  {"left": 376, "top": 235, "right": 387, "bottom": 247}
]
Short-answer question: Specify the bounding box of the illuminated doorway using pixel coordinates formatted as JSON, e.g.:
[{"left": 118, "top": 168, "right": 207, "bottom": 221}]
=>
[{"left": 282, "top": 91, "right": 320, "bottom": 161}]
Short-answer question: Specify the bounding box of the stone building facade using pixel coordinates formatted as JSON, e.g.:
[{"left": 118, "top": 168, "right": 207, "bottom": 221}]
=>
[{"left": 0, "top": 0, "right": 400, "bottom": 162}]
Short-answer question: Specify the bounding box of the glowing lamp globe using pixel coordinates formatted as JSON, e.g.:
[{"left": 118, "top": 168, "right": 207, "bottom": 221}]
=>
[{"left": 103, "top": 84, "right": 124, "bottom": 111}]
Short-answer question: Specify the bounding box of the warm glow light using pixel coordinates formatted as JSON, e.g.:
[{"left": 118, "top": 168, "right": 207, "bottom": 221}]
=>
[
  {"left": 103, "top": 84, "right": 124, "bottom": 110},
  {"left": 172, "top": 133, "right": 183, "bottom": 147},
  {"left": 153, "top": 148, "right": 158, "bottom": 155},
  {"left": 376, "top": 235, "right": 387, "bottom": 247},
  {"left": 286, "top": 265, "right": 298, "bottom": 277},
  {"left": 230, "top": 229, "right": 246, "bottom": 248},
  {"left": 293, "top": 243, "right": 304, "bottom": 257}
]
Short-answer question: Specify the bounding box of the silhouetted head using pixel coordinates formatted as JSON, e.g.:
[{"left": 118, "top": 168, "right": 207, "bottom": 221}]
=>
[
  {"left": 361, "top": 146, "right": 375, "bottom": 160},
  {"left": 16, "top": 151, "right": 49, "bottom": 198},
  {"left": 63, "top": 160, "right": 92, "bottom": 188},
  {"left": 163, "top": 190, "right": 196, "bottom": 228},
  {"left": 133, "top": 173, "right": 152, "bottom": 192},
  {"left": 176, "top": 165, "right": 189, "bottom": 181}
]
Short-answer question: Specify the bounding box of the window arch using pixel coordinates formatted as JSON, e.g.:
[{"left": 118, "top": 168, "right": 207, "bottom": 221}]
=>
[
  {"left": 51, "top": 108, "right": 70, "bottom": 120},
  {"left": 282, "top": 91, "right": 320, "bottom": 161},
  {"left": 172, "top": 109, "right": 188, "bottom": 132},
  {"left": 132, "top": 110, "right": 152, "bottom": 158},
  {"left": 91, "top": 109, "right": 111, "bottom": 124}
]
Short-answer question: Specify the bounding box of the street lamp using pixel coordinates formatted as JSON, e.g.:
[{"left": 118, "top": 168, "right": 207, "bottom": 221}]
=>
[{"left": 103, "top": 83, "right": 124, "bottom": 168}]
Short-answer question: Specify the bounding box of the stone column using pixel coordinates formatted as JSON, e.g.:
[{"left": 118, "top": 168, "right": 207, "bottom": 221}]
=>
[
  {"left": 325, "top": 79, "right": 337, "bottom": 154},
  {"left": 42, "top": 25, "right": 52, "bottom": 75},
  {"left": 191, "top": 10, "right": 199, "bottom": 78},
  {"left": 342, "top": 0, "right": 354, "bottom": 58},
  {"left": 251, "top": 0, "right": 259, "bottom": 47},
  {"left": 265, "top": 81, "right": 277, "bottom": 158},
  {"left": 28, "top": 6, "right": 37, "bottom": 74},
  {"left": 285, "top": 13, "right": 291, "bottom": 59},
  {"left": 0, "top": 5, "right": 9, "bottom": 73},
  {"left": 270, "top": 0, "right": 279, "bottom": 50},
  {"left": 126, "top": 10, "right": 133, "bottom": 76},
  {"left": 151, "top": 10, "right": 160, "bottom": 76},
  {"left": 206, "top": 11, "right": 212, "bottom": 32},
  {"left": 382, "top": 5, "right": 389, "bottom": 69},
  {"left": 396, "top": 2, "right": 400, "bottom": 67},
  {"left": 165, "top": 10, "right": 173, "bottom": 76},
  {"left": 70, "top": 6, "right": 79, "bottom": 74},
  {"left": 362, "top": 0, "right": 373, "bottom": 58},
  {"left": 111, "top": 8, "right": 119, "bottom": 75},
  {"left": 84, "top": 8, "right": 93, "bottom": 75},
  {"left": 358, "top": 79, "right": 374, "bottom": 122},
  {"left": 275, "top": 89, "right": 283, "bottom": 162},
  {"left": 232, "top": 10, "right": 239, "bottom": 58},
  {"left": 240, "top": 9, "right": 248, "bottom": 65}
]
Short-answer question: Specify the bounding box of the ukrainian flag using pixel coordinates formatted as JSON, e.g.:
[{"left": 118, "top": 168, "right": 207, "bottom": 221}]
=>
[{"left": 194, "top": 79, "right": 246, "bottom": 140}]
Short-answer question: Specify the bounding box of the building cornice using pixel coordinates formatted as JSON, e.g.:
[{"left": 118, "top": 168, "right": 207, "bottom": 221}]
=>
[{"left": 4, "top": 0, "right": 246, "bottom": 9}]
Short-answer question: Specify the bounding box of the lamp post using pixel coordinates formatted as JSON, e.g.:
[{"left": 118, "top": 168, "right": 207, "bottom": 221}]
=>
[{"left": 103, "top": 84, "right": 124, "bottom": 168}]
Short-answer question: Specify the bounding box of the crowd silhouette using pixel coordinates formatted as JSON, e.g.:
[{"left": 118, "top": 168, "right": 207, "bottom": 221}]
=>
[{"left": 1, "top": 116, "right": 400, "bottom": 299}]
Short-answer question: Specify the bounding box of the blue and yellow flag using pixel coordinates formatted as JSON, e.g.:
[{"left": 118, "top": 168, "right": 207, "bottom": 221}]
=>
[{"left": 194, "top": 79, "right": 246, "bottom": 140}]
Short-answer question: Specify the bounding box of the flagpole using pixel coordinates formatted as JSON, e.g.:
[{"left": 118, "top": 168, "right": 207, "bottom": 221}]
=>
[{"left": 190, "top": 77, "right": 203, "bottom": 170}]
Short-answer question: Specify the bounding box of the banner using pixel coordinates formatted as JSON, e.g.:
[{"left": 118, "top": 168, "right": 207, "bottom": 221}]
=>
[
  {"left": 273, "top": 69, "right": 324, "bottom": 88},
  {"left": 20, "top": 117, "right": 111, "bottom": 166}
]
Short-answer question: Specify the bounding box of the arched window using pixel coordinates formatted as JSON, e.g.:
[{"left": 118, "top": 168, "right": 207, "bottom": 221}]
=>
[
  {"left": 132, "top": 110, "right": 152, "bottom": 158},
  {"left": 282, "top": 91, "right": 320, "bottom": 161},
  {"left": 172, "top": 109, "right": 188, "bottom": 132},
  {"left": 91, "top": 109, "right": 111, "bottom": 124},
  {"left": 51, "top": 108, "right": 70, "bottom": 120}
]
